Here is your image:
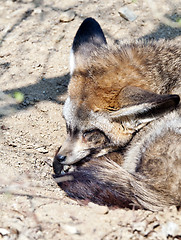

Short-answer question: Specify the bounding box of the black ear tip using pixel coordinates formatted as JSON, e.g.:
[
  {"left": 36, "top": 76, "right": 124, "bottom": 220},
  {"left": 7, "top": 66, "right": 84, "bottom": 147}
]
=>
[
  {"left": 76, "top": 17, "right": 102, "bottom": 37},
  {"left": 82, "top": 17, "right": 99, "bottom": 25},
  {"left": 172, "top": 94, "right": 180, "bottom": 105},
  {"left": 79, "top": 17, "right": 102, "bottom": 30},
  {"left": 72, "top": 17, "right": 107, "bottom": 53}
]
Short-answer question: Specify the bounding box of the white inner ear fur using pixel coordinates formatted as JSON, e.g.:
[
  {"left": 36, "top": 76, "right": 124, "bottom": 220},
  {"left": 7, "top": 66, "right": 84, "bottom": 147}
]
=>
[
  {"left": 69, "top": 48, "right": 75, "bottom": 75},
  {"left": 110, "top": 103, "right": 153, "bottom": 118}
]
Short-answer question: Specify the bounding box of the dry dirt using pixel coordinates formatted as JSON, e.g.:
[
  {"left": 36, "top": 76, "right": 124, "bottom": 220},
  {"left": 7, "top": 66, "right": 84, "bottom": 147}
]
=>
[{"left": 0, "top": 0, "right": 181, "bottom": 239}]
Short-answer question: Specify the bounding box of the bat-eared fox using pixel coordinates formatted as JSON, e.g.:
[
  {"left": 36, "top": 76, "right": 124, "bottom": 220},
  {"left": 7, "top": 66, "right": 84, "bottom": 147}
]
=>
[{"left": 53, "top": 18, "right": 181, "bottom": 211}]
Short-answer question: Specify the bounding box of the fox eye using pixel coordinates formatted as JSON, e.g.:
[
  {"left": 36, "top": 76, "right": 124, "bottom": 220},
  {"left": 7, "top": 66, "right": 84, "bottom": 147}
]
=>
[
  {"left": 83, "top": 131, "right": 92, "bottom": 139},
  {"left": 82, "top": 129, "right": 108, "bottom": 144},
  {"left": 83, "top": 129, "right": 98, "bottom": 136},
  {"left": 83, "top": 132, "right": 88, "bottom": 138}
]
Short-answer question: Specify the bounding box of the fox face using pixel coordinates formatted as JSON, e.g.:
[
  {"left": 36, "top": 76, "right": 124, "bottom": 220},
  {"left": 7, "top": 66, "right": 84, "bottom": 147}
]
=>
[
  {"left": 55, "top": 18, "right": 180, "bottom": 166},
  {"left": 59, "top": 96, "right": 134, "bottom": 165}
]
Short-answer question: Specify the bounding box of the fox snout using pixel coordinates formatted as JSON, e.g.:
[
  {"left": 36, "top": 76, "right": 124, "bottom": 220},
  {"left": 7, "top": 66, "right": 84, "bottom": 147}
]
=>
[
  {"left": 53, "top": 147, "right": 65, "bottom": 176},
  {"left": 53, "top": 155, "right": 63, "bottom": 176},
  {"left": 56, "top": 154, "right": 66, "bottom": 162},
  {"left": 53, "top": 145, "right": 77, "bottom": 176},
  {"left": 53, "top": 144, "right": 89, "bottom": 176}
]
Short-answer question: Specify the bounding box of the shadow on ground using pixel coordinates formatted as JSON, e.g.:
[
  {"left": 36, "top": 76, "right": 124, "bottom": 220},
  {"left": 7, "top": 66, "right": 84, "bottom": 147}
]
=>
[{"left": 0, "top": 73, "right": 70, "bottom": 118}]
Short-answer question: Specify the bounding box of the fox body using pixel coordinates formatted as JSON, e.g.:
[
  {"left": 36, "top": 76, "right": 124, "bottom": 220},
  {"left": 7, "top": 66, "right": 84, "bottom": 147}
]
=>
[{"left": 53, "top": 18, "right": 181, "bottom": 210}]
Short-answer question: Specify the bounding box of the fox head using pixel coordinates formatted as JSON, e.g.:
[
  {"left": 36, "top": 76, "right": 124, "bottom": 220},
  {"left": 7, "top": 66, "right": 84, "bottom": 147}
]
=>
[{"left": 54, "top": 18, "right": 180, "bottom": 168}]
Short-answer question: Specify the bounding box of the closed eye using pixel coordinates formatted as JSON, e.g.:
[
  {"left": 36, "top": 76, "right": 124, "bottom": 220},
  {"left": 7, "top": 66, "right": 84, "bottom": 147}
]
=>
[
  {"left": 83, "top": 129, "right": 110, "bottom": 144},
  {"left": 83, "top": 129, "right": 102, "bottom": 138},
  {"left": 83, "top": 129, "right": 97, "bottom": 138}
]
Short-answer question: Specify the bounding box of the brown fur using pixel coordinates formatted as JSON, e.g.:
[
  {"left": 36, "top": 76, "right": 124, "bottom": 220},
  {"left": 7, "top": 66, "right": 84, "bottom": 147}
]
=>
[{"left": 69, "top": 42, "right": 181, "bottom": 112}]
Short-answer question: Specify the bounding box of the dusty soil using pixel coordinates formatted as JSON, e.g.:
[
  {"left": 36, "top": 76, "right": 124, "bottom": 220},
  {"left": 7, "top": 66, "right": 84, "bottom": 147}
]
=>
[{"left": 0, "top": 0, "right": 181, "bottom": 239}]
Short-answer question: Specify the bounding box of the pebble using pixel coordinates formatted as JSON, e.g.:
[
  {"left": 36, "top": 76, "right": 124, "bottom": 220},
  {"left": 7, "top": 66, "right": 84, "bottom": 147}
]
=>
[
  {"left": 59, "top": 11, "right": 75, "bottom": 22},
  {"left": 161, "top": 221, "right": 180, "bottom": 237},
  {"left": 118, "top": 7, "right": 137, "bottom": 22},
  {"left": 62, "top": 225, "right": 80, "bottom": 235},
  {"left": 88, "top": 202, "right": 109, "bottom": 214},
  {"left": 33, "top": 8, "right": 42, "bottom": 14},
  {"left": 36, "top": 147, "right": 48, "bottom": 154},
  {"left": 0, "top": 228, "right": 10, "bottom": 236}
]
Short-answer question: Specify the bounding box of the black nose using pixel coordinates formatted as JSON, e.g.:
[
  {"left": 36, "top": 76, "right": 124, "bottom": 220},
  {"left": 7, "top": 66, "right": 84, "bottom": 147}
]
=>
[
  {"left": 53, "top": 154, "right": 66, "bottom": 176},
  {"left": 56, "top": 154, "right": 66, "bottom": 162}
]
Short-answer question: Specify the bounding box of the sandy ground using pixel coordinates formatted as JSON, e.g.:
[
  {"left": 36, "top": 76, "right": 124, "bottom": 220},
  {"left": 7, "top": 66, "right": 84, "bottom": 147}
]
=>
[{"left": 0, "top": 0, "right": 181, "bottom": 239}]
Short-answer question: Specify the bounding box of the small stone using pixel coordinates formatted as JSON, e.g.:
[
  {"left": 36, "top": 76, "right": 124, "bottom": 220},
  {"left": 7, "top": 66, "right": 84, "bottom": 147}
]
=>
[
  {"left": 62, "top": 225, "right": 80, "bottom": 235},
  {"left": 0, "top": 228, "right": 10, "bottom": 236},
  {"left": 88, "top": 202, "right": 109, "bottom": 214},
  {"left": 36, "top": 147, "right": 48, "bottom": 154},
  {"left": 118, "top": 7, "right": 137, "bottom": 21},
  {"left": 161, "top": 221, "right": 180, "bottom": 237},
  {"left": 33, "top": 8, "right": 42, "bottom": 14},
  {"left": 59, "top": 11, "right": 75, "bottom": 22}
]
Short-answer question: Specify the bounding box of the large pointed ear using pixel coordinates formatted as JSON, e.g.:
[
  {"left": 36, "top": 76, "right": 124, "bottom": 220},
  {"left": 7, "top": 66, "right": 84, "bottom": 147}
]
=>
[
  {"left": 109, "top": 86, "right": 180, "bottom": 126},
  {"left": 70, "top": 17, "right": 107, "bottom": 74}
]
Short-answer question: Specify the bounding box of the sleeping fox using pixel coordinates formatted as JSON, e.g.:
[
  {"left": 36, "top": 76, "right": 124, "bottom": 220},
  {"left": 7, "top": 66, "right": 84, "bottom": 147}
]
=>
[{"left": 53, "top": 18, "right": 181, "bottom": 211}]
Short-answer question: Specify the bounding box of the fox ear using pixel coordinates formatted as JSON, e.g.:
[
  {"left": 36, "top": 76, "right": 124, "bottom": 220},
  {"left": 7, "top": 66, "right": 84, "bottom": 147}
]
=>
[
  {"left": 70, "top": 17, "right": 107, "bottom": 74},
  {"left": 110, "top": 86, "right": 180, "bottom": 125}
]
